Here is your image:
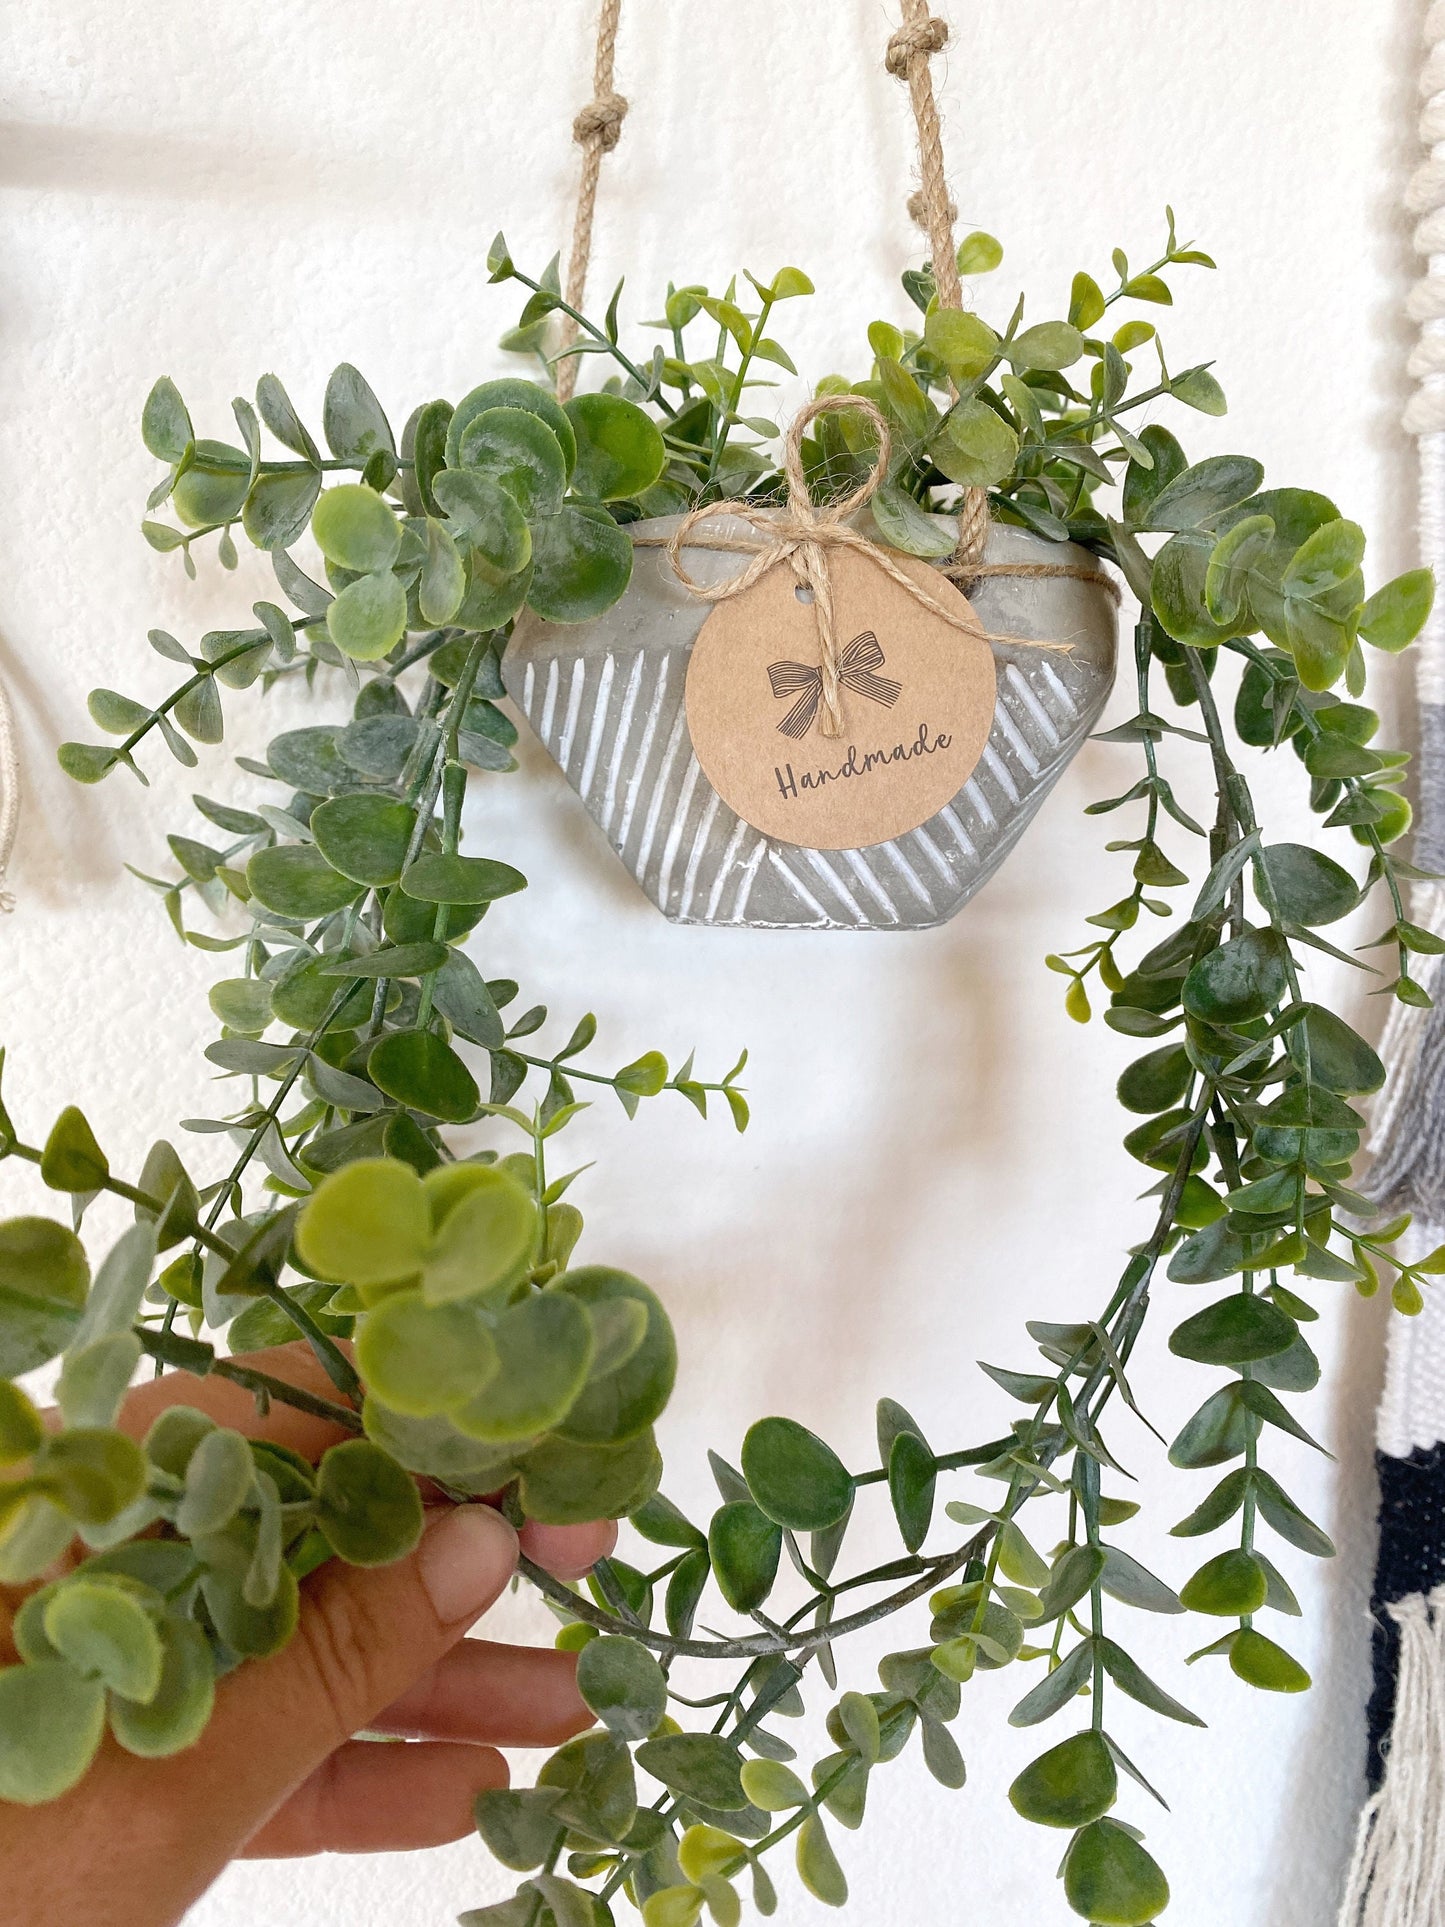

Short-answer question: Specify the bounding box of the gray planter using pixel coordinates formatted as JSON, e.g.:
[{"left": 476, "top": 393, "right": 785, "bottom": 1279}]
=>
[{"left": 503, "top": 516, "right": 1118, "bottom": 930}]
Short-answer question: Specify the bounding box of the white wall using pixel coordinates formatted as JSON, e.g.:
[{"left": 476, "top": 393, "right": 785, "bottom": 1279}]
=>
[{"left": 0, "top": 3, "right": 1427, "bottom": 1922}]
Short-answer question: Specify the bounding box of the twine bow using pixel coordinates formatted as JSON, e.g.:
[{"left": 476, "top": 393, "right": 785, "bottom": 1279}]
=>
[
  {"left": 666, "top": 394, "right": 1015, "bottom": 738},
  {"left": 769, "top": 630, "right": 902, "bottom": 740}
]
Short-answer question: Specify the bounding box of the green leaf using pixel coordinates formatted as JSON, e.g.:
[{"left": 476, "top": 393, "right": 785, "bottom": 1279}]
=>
[
  {"left": 1008, "top": 322, "right": 1084, "bottom": 372},
  {"left": 637, "top": 1731, "right": 746, "bottom": 1809},
  {"left": 323, "top": 364, "right": 394, "bottom": 464},
  {"left": 0, "top": 1381, "right": 44, "bottom": 1464},
  {"left": 565, "top": 395, "right": 666, "bottom": 502},
  {"left": 472, "top": 1787, "right": 565, "bottom": 1872},
  {"left": 1009, "top": 1729, "right": 1117, "bottom": 1827},
  {"left": 1168, "top": 1384, "right": 1254, "bottom": 1467},
  {"left": 1259, "top": 842, "right": 1359, "bottom": 926},
  {"left": 923, "top": 310, "right": 999, "bottom": 375},
  {"left": 1252, "top": 1469, "right": 1335, "bottom": 1557},
  {"left": 1097, "top": 1638, "right": 1204, "bottom": 1724},
  {"left": 449, "top": 1293, "right": 593, "bottom": 1442},
  {"left": 0, "top": 1218, "right": 88, "bottom": 1375},
  {"left": 1145, "top": 456, "right": 1264, "bottom": 533},
  {"left": 552, "top": 1269, "right": 676, "bottom": 1445},
  {"left": 309, "top": 794, "right": 415, "bottom": 887},
  {"left": 368, "top": 1030, "right": 479, "bottom": 1123},
  {"left": 176, "top": 1427, "right": 254, "bottom": 1539},
  {"left": 142, "top": 377, "right": 192, "bottom": 462},
  {"left": 516, "top": 1428, "right": 661, "bottom": 1525},
  {"left": 1181, "top": 1547, "right": 1267, "bottom": 1616},
  {"left": 354, "top": 1290, "right": 498, "bottom": 1417},
  {"left": 418, "top": 517, "right": 467, "bottom": 625},
  {"left": 1116, "top": 1044, "right": 1192, "bottom": 1115},
  {"left": 576, "top": 1634, "right": 667, "bottom": 1740},
  {"left": 108, "top": 1616, "right": 215, "bottom": 1758},
  {"left": 1228, "top": 1627, "right": 1311, "bottom": 1692},
  {"left": 956, "top": 231, "right": 1003, "bottom": 275},
  {"left": 740, "top": 1757, "right": 809, "bottom": 1809},
  {"left": 1151, "top": 531, "right": 1236, "bottom": 648},
  {"left": 1064, "top": 273, "right": 1105, "bottom": 332},
  {"left": 421, "top": 1168, "right": 539, "bottom": 1305},
  {"left": 1301, "top": 1004, "right": 1385, "bottom": 1095},
  {"left": 316, "top": 1438, "right": 423, "bottom": 1565},
  {"left": 1173, "top": 367, "right": 1228, "bottom": 414},
  {"left": 1037, "top": 1545, "right": 1108, "bottom": 1623},
  {"left": 1170, "top": 1468, "right": 1250, "bottom": 1538},
  {"left": 44, "top": 1579, "right": 163, "bottom": 1702},
  {"left": 455, "top": 410, "right": 569, "bottom": 525},
  {"left": 296, "top": 1158, "right": 430, "bottom": 1291},
  {"left": 0, "top": 1661, "right": 106, "bottom": 1803},
  {"left": 708, "top": 1499, "right": 782, "bottom": 1612},
  {"left": 887, "top": 1428, "right": 936, "bottom": 1553},
  {"left": 57, "top": 742, "right": 120, "bottom": 784},
  {"left": 1063, "top": 1819, "right": 1169, "bottom": 1926},
  {"left": 56, "top": 1332, "right": 142, "bottom": 1430},
  {"left": 1099, "top": 1547, "right": 1183, "bottom": 1615},
  {"left": 1182, "top": 928, "right": 1289, "bottom": 1024},
  {"left": 449, "top": 380, "right": 577, "bottom": 476},
  {"left": 1359, "top": 568, "right": 1435, "bottom": 652},
  {"left": 528, "top": 505, "right": 633, "bottom": 624},
  {"left": 41, "top": 1106, "right": 109, "bottom": 1193},
  {"left": 400, "top": 852, "right": 527, "bottom": 905},
  {"left": 741, "top": 1417, "right": 853, "bottom": 1532},
  {"left": 37, "top": 1428, "right": 146, "bottom": 1526},
  {"left": 246, "top": 844, "right": 363, "bottom": 918},
  {"left": 1008, "top": 1639, "right": 1094, "bottom": 1725},
  {"left": 1205, "top": 512, "right": 1276, "bottom": 626},
  {"left": 243, "top": 468, "right": 322, "bottom": 550},
  {"left": 312, "top": 484, "right": 402, "bottom": 573},
  {"left": 796, "top": 1812, "right": 848, "bottom": 1906},
  {"left": 433, "top": 469, "right": 532, "bottom": 577},
  {"left": 931, "top": 400, "right": 1018, "bottom": 488},
  {"left": 208, "top": 977, "right": 273, "bottom": 1034},
  {"left": 197, "top": 1521, "right": 299, "bottom": 1656},
  {"left": 327, "top": 570, "right": 408, "bottom": 662},
  {"left": 870, "top": 483, "right": 959, "bottom": 559},
  {"left": 1169, "top": 1294, "right": 1297, "bottom": 1366}
]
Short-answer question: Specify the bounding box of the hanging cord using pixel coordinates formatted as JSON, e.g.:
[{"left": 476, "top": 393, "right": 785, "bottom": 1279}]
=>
[
  {"left": 0, "top": 675, "right": 17, "bottom": 911},
  {"left": 555, "top": 0, "right": 628, "bottom": 404},
  {"left": 885, "top": 2, "right": 989, "bottom": 572}
]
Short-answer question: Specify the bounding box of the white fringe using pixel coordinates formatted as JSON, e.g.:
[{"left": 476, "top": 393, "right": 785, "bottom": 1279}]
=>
[{"left": 1339, "top": 1587, "right": 1445, "bottom": 1925}]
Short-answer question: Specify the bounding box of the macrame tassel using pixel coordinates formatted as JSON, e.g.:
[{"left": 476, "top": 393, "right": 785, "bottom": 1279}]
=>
[
  {"left": 1369, "top": 882, "right": 1445, "bottom": 1217},
  {"left": 1340, "top": 1587, "right": 1445, "bottom": 1924},
  {"left": 1368, "top": 422, "right": 1445, "bottom": 1214}
]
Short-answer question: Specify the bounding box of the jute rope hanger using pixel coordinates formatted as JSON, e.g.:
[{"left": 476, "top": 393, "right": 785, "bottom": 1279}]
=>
[{"left": 554, "top": 0, "right": 1120, "bottom": 737}]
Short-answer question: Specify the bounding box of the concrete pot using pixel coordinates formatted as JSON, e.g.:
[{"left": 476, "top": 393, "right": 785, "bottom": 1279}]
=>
[{"left": 503, "top": 516, "right": 1118, "bottom": 930}]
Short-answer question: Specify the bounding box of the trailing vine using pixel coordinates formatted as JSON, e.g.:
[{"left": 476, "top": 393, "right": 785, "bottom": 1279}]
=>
[{"left": 0, "top": 213, "right": 1437, "bottom": 1926}]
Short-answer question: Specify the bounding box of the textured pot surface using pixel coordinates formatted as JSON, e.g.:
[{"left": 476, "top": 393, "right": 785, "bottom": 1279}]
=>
[{"left": 503, "top": 516, "right": 1118, "bottom": 929}]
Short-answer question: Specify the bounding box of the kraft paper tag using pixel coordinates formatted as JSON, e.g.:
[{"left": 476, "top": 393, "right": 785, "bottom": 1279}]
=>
[{"left": 683, "top": 548, "right": 996, "bottom": 851}]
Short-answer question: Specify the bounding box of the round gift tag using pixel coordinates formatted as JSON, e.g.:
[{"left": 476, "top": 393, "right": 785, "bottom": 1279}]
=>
[{"left": 683, "top": 545, "right": 996, "bottom": 850}]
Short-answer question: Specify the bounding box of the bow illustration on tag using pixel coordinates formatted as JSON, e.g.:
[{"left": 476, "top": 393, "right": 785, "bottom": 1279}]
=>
[{"left": 767, "top": 630, "right": 903, "bottom": 739}]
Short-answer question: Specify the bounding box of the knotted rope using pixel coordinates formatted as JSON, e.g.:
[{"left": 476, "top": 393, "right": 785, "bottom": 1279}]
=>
[
  {"left": 636, "top": 395, "right": 1094, "bottom": 740},
  {"left": 884, "top": 2, "right": 989, "bottom": 572},
  {"left": 555, "top": 0, "right": 628, "bottom": 404}
]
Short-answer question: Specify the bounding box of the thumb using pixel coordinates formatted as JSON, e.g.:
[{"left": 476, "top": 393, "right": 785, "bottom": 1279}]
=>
[{"left": 9, "top": 1505, "right": 521, "bottom": 1927}]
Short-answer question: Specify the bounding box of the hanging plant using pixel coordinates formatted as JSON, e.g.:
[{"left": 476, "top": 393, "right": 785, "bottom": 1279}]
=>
[{"left": 0, "top": 8, "right": 1439, "bottom": 1926}]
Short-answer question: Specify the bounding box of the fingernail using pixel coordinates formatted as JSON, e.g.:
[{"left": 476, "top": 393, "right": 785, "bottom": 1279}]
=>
[{"left": 418, "top": 1505, "right": 519, "bottom": 1625}]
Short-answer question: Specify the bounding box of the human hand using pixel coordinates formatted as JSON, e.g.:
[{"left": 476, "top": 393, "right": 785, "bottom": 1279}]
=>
[{"left": 0, "top": 1341, "right": 614, "bottom": 1927}]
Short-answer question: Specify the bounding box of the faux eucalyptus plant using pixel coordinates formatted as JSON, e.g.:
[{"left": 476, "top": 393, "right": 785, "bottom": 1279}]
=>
[{"left": 0, "top": 212, "right": 1438, "bottom": 1927}]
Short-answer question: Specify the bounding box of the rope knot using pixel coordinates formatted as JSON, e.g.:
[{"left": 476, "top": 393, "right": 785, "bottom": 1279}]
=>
[
  {"left": 573, "top": 90, "right": 629, "bottom": 151},
  {"left": 885, "top": 15, "right": 949, "bottom": 77}
]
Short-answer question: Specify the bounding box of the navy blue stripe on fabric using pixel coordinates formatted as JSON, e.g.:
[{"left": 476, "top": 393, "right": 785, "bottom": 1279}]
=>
[{"left": 1368, "top": 1440, "right": 1445, "bottom": 1788}]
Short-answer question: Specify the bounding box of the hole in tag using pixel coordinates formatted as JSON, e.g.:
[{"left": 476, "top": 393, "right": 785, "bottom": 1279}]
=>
[{"left": 794, "top": 584, "right": 815, "bottom": 605}]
